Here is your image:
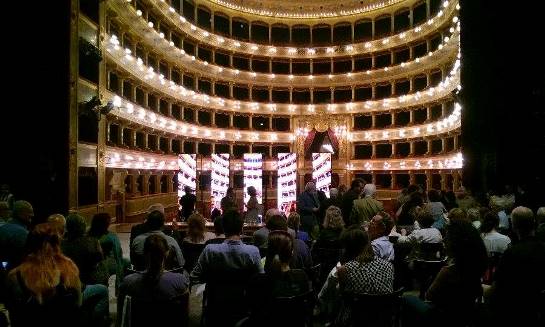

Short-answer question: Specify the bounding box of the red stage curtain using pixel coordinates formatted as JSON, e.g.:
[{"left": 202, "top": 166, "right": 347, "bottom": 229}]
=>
[
  {"left": 304, "top": 128, "right": 317, "bottom": 152},
  {"left": 327, "top": 128, "right": 339, "bottom": 153}
]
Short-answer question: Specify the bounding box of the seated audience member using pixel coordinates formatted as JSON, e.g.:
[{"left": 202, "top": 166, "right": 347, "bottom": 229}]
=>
[
  {"left": 88, "top": 213, "right": 128, "bottom": 290},
  {"left": 0, "top": 200, "right": 34, "bottom": 270},
  {"left": 456, "top": 186, "right": 477, "bottom": 211},
  {"left": 118, "top": 235, "right": 189, "bottom": 325},
  {"left": 0, "top": 201, "right": 9, "bottom": 221},
  {"left": 287, "top": 212, "right": 309, "bottom": 242},
  {"left": 335, "top": 227, "right": 394, "bottom": 325},
  {"left": 247, "top": 231, "right": 311, "bottom": 324},
  {"left": 190, "top": 210, "right": 263, "bottom": 326},
  {"left": 318, "top": 225, "right": 370, "bottom": 322},
  {"left": 397, "top": 192, "right": 425, "bottom": 226},
  {"left": 210, "top": 208, "right": 222, "bottom": 222},
  {"left": 206, "top": 216, "right": 226, "bottom": 241},
  {"left": 183, "top": 213, "right": 215, "bottom": 244},
  {"left": 427, "top": 189, "right": 448, "bottom": 230},
  {"left": 392, "top": 204, "right": 443, "bottom": 244},
  {"left": 131, "top": 210, "right": 184, "bottom": 271},
  {"left": 480, "top": 211, "right": 511, "bottom": 255},
  {"left": 5, "top": 223, "right": 82, "bottom": 327},
  {"left": 536, "top": 207, "right": 545, "bottom": 241},
  {"left": 368, "top": 212, "right": 395, "bottom": 261},
  {"left": 447, "top": 207, "right": 468, "bottom": 223},
  {"left": 253, "top": 209, "right": 296, "bottom": 248},
  {"left": 130, "top": 204, "right": 165, "bottom": 247},
  {"left": 490, "top": 206, "right": 545, "bottom": 326},
  {"left": 315, "top": 206, "right": 345, "bottom": 248},
  {"left": 266, "top": 214, "right": 313, "bottom": 270},
  {"left": 467, "top": 208, "right": 482, "bottom": 230},
  {"left": 350, "top": 183, "right": 383, "bottom": 226},
  {"left": 47, "top": 213, "right": 66, "bottom": 236},
  {"left": 402, "top": 220, "right": 487, "bottom": 327}
]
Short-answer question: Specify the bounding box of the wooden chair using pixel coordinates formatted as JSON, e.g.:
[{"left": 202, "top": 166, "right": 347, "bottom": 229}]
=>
[
  {"left": 343, "top": 287, "right": 405, "bottom": 327},
  {"left": 181, "top": 241, "right": 206, "bottom": 273},
  {"left": 121, "top": 291, "right": 189, "bottom": 327}
]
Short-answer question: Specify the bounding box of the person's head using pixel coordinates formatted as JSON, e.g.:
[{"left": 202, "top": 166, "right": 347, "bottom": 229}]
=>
[
  {"left": 184, "top": 185, "right": 192, "bottom": 194},
  {"left": 416, "top": 204, "right": 436, "bottom": 229},
  {"left": 407, "top": 184, "right": 420, "bottom": 194},
  {"left": 458, "top": 186, "right": 467, "bottom": 198},
  {"left": 222, "top": 209, "right": 243, "bottom": 237},
  {"left": 226, "top": 187, "right": 234, "bottom": 196},
  {"left": 247, "top": 186, "right": 257, "bottom": 197},
  {"left": 65, "top": 213, "right": 87, "bottom": 240},
  {"left": 210, "top": 208, "right": 222, "bottom": 221},
  {"left": 368, "top": 211, "right": 394, "bottom": 240},
  {"left": 427, "top": 189, "right": 442, "bottom": 203},
  {"left": 266, "top": 214, "right": 288, "bottom": 231},
  {"left": 264, "top": 208, "right": 282, "bottom": 223},
  {"left": 214, "top": 216, "right": 224, "bottom": 236},
  {"left": 15, "top": 223, "right": 80, "bottom": 303},
  {"left": 147, "top": 203, "right": 165, "bottom": 215},
  {"left": 12, "top": 200, "right": 34, "bottom": 226},
  {"left": 363, "top": 183, "right": 377, "bottom": 198},
  {"left": 146, "top": 210, "right": 165, "bottom": 231},
  {"left": 47, "top": 214, "right": 66, "bottom": 236},
  {"left": 329, "top": 188, "right": 339, "bottom": 199},
  {"left": 0, "top": 201, "right": 10, "bottom": 220},
  {"left": 448, "top": 208, "right": 468, "bottom": 223},
  {"left": 88, "top": 213, "right": 111, "bottom": 238},
  {"left": 287, "top": 212, "right": 301, "bottom": 231},
  {"left": 350, "top": 178, "right": 364, "bottom": 194},
  {"left": 143, "top": 234, "right": 170, "bottom": 284},
  {"left": 511, "top": 206, "right": 536, "bottom": 239},
  {"left": 537, "top": 207, "right": 545, "bottom": 226},
  {"left": 323, "top": 206, "right": 344, "bottom": 230},
  {"left": 338, "top": 184, "right": 347, "bottom": 194},
  {"left": 187, "top": 213, "right": 206, "bottom": 242},
  {"left": 481, "top": 211, "right": 499, "bottom": 234},
  {"left": 304, "top": 182, "right": 316, "bottom": 193},
  {"left": 340, "top": 225, "right": 374, "bottom": 264},
  {"left": 444, "top": 220, "right": 487, "bottom": 278},
  {"left": 467, "top": 208, "right": 481, "bottom": 223},
  {"left": 264, "top": 231, "right": 294, "bottom": 277}
]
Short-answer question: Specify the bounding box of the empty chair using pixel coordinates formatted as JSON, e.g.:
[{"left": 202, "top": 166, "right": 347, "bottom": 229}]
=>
[
  {"left": 343, "top": 288, "right": 405, "bottom": 327},
  {"left": 181, "top": 241, "right": 206, "bottom": 272}
]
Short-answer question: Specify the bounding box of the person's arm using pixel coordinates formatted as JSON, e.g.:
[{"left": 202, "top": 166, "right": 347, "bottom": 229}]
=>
[
  {"left": 190, "top": 248, "right": 208, "bottom": 284},
  {"left": 170, "top": 240, "right": 185, "bottom": 269}
]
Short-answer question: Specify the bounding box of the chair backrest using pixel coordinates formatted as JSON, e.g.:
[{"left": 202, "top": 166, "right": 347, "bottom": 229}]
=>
[
  {"left": 417, "top": 242, "right": 445, "bottom": 261},
  {"left": 482, "top": 251, "right": 502, "bottom": 285},
  {"left": 122, "top": 291, "right": 189, "bottom": 327},
  {"left": 344, "top": 288, "right": 405, "bottom": 327},
  {"left": 413, "top": 257, "right": 447, "bottom": 299},
  {"left": 181, "top": 241, "right": 206, "bottom": 272},
  {"left": 305, "top": 264, "right": 321, "bottom": 293},
  {"left": 204, "top": 237, "right": 225, "bottom": 245},
  {"left": 272, "top": 290, "right": 315, "bottom": 326},
  {"left": 311, "top": 246, "right": 343, "bottom": 285},
  {"left": 241, "top": 235, "right": 254, "bottom": 245}
]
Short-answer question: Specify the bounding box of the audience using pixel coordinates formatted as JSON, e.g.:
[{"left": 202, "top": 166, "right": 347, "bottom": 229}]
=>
[
  {"left": 427, "top": 189, "right": 448, "bottom": 230},
  {"left": 253, "top": 208, "right": 296, "bottom": 248},
  {"left": 340, "top": 179, "right": 364, "bottom": 226},
  {"left": 297, "top": 182, "right": 321, "bottom": 237},
  {"left": 131, "top": 210, "right": 184, "bottom": 271},
  {"left": 287, "top": 211, "right": 309, "bottom": 242},
  {"left": 178, "top": 186, "right": 197, "bottom": 222},
  {"left": 456, "top": 186, "right": 477, "bottom": 211},
  {"left": 5, "top": 223, "right": 82, "bottom": 327},
  {"left": 480, "top": 211, "right": 511, "bottom": 255},
  {"left": 0, "top": 184, "right": 14, "bottom": 209},
  {"left": 183, "top": 213, "right": 215, "bottom": 244},
  {"left": 190, "top": 210, "right": 262, "bottom": 326},
  {"left": 536, "top": 207, "right": 545, "bottom": 241},
  {"left": 130, "top": 203, "right": 165, "bottom": 247},
  {"left": 447, "top": 207, "right": 468, "bottom": 223},
  {"left": 368, "top": 211, "right": 395, "bottom": 261},
  {"left": 349, "top": 183, "right": 383, "bottom": 226},
  {"left": 467, "top": 208, "right": 482, "bottom": 230},
  {"left": 393, "top": 204, "right": 443, "bottom": 244},
  {"left": 318, "top": 187, "right": 341, "bottom": 226},
  {"left": 315, "top": 206, "right": 345, "bottom": 247},
  {"left": 490, "top": 206, "right": 545, "bottom": 326},
  {"left": 397, "top": 192, "right": 425, "bottom": 226},
  {"left": 47, "top": 213, "right": 66, "bottom": 236},
  {"left": 0, "top": 200, "right": 34, "bottom": 270},
  {"left": 118, "top": 234, "right": 189, "bottom": 325},
  {"left": 336, "top": 226, "right": 394, "bottom": 325}
]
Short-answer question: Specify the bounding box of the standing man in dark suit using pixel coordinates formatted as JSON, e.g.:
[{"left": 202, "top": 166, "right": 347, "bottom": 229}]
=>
[
  {"left": 297, "top": 182, "right": 321, "bottom": 238},
  {"left": 340, "top": 178, "right": 364, "bottom": 226},
  {"left": 179, "top": 186, "right": 197, "bottom": 221}
]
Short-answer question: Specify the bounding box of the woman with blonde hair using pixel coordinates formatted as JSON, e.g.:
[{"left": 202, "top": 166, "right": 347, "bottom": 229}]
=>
[
  {"left": 287, "top": 212, "right": 309, "bottom": 242},
  {"left": 5, "top": 223, "right": 82, "bottom": 326},
  {"left": 184, "top": 213, "right": 215, "bottom": 244},
  {"left": 316, "top": 206, "right": 345, "bottom": 247}
]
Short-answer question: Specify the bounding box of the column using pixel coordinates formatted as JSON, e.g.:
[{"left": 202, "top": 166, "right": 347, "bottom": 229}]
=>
[
  {"left": 391, "top": 172, "right": 397, "bottom": 190},
  {"left": 249, "top": 115, "right": 253, "bottom": 130},
  {"left": 371, "top": 144, "right": 376, "bottom": 158},
  {"left": 229, "top": 114, "right": 234, "bottom": 128},
  {"left": 97, "top": 0, "right": 108, "bottom": 212},
  {"left": 426, "top": 106, "right": 432, "bottom": 121},
  {"left": 371, "top": 114, "right": 377, "bottom": 128},
  {"left": 427, "top": 139, "right": 432, "bottom": 154},
  {"left": 409, "top": 172, "right": 416, "bottom": 185},
  {"left": 371, "top": 172, "right": 377, "bottom": 185},
  {"left": 269, "top": 116, "right": 273, "bottom": 131},
  {"left": 441, "top": 138, "right": 446, "bottom": 154},
  {"left": 167, "top": 172, "right": 174, "bottom": 193},
  {"left": 391, "top": 143, "right": 396, "bottom": 158},
  {"left": 440, "top": 173, "right": 447, "bottom": 191},
  {"left": 409, "top": 141, "right": 415, "bottom": 156},
  {"left": 409, "top": 110, "right": 414, "bottom": 124},
  {"left": 425, "top": 170, "right": 432, "bottom": 190},
  {"left": 453, "top": 171, "right": 461, "bottom": 191},
  {"left": 212, "top": 112, "right": 216, "bottom": 126},
  {"left": 68, "top": 0, "right": 79, "bottom": 211},
  {"left": 142, "top": 174, "right": 150, "bottom": 195}
]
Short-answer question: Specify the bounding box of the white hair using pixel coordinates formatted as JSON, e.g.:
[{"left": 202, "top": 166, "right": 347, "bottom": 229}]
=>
[
  {"left": 147, "top": 203, "right": 165, "bottom": 214},
  {"left": 363, "top": 183, "right": 377, "bottom": 197},
  {"left": 537, "top": 207, "right": 545, "bottom": 222}
]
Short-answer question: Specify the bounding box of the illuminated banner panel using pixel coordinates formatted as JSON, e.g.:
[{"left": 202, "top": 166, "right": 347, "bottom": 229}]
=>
[
  {"left": 243, "top": 153, "right": 263, "bottom": 209},
  {"left": 312, "top": 153, "right": 332, "bottom": 197},
  {"left": 277, "top": 153, "right": 297, "bottom": 215},
  {"left": 211, "top": 153, "right": 230, "bottom": 211},
  {"left": 177, "top": 154, "right": 197, "bottom": 197}
]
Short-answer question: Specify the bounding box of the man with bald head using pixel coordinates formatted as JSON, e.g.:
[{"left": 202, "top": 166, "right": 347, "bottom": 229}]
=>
[
  {"left": 0, "top": 200, "right": 34, "bottom": 269},
  {"left": 491, "top": 206, "right": 545, "bottom": 326}
]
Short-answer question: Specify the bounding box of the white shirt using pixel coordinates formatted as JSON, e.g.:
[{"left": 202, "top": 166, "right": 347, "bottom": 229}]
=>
[
  {"left": 396, "top": 227, "right": 443, "bottom": 244},
  {"left": 498, "top": 211, "right": 510, "bottom": 230},
  {"left": 482, "top": 230, "right": 511, "bottom": 254}
]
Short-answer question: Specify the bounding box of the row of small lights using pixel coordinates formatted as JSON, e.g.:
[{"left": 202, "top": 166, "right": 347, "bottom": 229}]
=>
[
  {"left": 135, "top": 0, "right": 459, "bottom": 59},
  {"left": 121, "top": 4, "right": 460, "bottom": 86},
  {"left": 207, "top": 0, "right": 401, "bottom": 19},
  {"left": 106, "top": 146, "right": 462, "bottom": 170},
  {"left": 106, "top": 35, "right": 461, "bottom": 115}
]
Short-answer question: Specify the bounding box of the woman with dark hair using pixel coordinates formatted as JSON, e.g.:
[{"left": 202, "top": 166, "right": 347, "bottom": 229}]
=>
[
  {"left": 88, "top": 213, "right": 127, "bottom": 291},
  {"left": 481, "top": 211, "right": 511, "bottom": 255},
  {"left": 247, "top": 231, "right": 311, "bottom": 324},
  {"left": 287, "top": 212, "right": 309, "bottom": 242},
  {"left": 427, "top": 189, "right": 448, "bottom": 230},
  {"left": 118, "top": 235, "right": 189, "bottom": 323},
  {"left": 397, "top": 192, "right": 425, "bottom": 225},
  {"left": 402, "top": 220, "right": 488, "bottom": 327},
  {"left": 335, "top": 227, "right": 395, "bottom": 325},
  {"left": 183, "top": 213, "right": 215, "bottom": 244},
  {"left": 5, "top": 223, "right": 82, "bottom": 327},
  {"left": 315, "top": 206, "right": 345, "bottom": 247}
]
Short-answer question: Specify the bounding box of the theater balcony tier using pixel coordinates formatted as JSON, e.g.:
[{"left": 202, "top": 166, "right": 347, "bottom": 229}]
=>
[{"left": 109, "top": 0, "right": 458, "bottom": 57}]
